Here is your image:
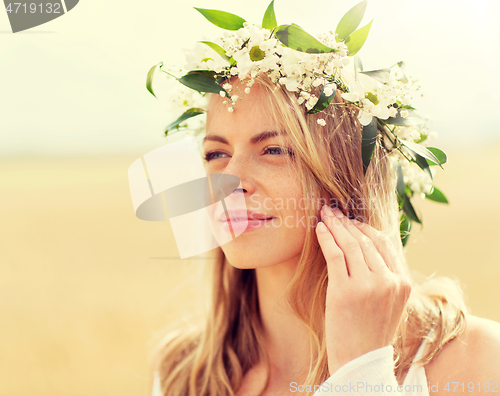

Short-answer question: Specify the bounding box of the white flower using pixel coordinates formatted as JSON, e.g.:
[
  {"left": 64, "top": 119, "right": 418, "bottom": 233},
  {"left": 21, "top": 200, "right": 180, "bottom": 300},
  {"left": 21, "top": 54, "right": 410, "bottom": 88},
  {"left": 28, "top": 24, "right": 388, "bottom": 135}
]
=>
[
  {"left": 324, "top": 85, "right": 336, "bottom": 97},
  {"left": 387, "top": 107, "right": 398, "bottom": 118},
  {"left": 422, "top": 183, "right": 432, "bottom": 194},
  {"left": 312, "top": 78, "right": 323, "bottom": 87},
  {"left": 183, "top": 42, "right": 228, "bottom": 73},
  {"left": 306, "top": 95, "right": 318, "bottom": 111},
  {"left": 166, "top": 22, "right": 438, "bottom": 170},
  {"left": 358, "top": 110, "right": 374, "bottom": 126},
  {"left": 341, "top": 92, "right": 361, "bottom": 102},
  {"left": 285, "top": 76, "right": 300, "bottom": 92}
]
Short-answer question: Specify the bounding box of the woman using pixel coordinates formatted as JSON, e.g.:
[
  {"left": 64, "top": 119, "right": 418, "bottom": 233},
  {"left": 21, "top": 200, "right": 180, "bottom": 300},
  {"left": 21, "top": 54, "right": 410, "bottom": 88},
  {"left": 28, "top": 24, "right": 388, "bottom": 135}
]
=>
[
  {"left": 147, "top": 3, "right": 500, "bottom": 395},
  {"left": 149, "top": 74, "right": 500, "bottom": 395}
]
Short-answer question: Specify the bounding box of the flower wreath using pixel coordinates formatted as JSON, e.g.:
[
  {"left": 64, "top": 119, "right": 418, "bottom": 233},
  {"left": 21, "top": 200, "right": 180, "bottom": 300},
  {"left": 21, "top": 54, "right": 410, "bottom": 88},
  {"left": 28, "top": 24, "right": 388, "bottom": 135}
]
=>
[{"left": 146, "top": 0, "right": 449, "bottom": 246}]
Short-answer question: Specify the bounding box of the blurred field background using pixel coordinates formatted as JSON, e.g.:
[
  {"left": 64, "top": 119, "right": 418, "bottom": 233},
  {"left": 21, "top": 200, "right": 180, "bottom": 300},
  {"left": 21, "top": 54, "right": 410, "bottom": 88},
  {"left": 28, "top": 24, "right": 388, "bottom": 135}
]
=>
[{"left": 2, "top": 145, "right": 500, "bottom": 396}]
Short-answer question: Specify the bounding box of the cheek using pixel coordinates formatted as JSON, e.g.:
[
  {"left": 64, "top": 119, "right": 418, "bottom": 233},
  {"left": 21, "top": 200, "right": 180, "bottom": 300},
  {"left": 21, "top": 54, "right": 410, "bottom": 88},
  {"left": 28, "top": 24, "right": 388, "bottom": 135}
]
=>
[
  {"left": 273, "top": 187, "right": 308, "bottom": 236},
  {"left": 272, "top": 180, "right": 303, "bottom": 213}
]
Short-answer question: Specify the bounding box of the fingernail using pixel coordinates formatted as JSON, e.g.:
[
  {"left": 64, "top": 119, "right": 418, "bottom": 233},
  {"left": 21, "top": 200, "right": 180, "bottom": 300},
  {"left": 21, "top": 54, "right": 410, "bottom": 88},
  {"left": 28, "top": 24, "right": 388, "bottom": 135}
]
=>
[
  {"left": 317, "top": 221, "right": 328, "bottom": 232},
  {"left": 332, "top": 207, "right": 343, "bottom": 218},
  {"left": 322, "top": 204, "right": 333, "bottom": 215}
]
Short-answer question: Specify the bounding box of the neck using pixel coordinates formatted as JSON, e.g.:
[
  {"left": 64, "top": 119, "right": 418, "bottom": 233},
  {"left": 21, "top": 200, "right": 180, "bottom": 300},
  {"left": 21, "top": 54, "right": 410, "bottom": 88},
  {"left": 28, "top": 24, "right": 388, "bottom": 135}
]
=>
[{"left": 254, "top": 256, "right": 311, "bottom": 383}]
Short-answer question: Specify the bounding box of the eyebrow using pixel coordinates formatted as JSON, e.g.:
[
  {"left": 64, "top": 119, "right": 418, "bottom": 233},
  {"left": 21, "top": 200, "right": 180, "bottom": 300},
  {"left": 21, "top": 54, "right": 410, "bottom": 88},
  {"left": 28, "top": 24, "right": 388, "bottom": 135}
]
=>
[{"left": 203, "top": 131, "right": 287, "bottom": 145}]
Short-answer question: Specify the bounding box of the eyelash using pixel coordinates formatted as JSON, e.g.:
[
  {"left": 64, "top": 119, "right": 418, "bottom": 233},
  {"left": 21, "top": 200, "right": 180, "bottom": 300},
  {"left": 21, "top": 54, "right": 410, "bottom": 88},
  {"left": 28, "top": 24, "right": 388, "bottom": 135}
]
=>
[{"left": 204, "top": 146, "right": 294, "bottom": 162}]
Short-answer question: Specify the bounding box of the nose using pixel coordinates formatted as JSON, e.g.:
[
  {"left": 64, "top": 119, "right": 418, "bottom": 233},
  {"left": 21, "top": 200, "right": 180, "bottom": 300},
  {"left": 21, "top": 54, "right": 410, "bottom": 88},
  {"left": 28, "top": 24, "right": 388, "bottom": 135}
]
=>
[{"left": 220, "top": 153, "right": 253, "bottom": 195}]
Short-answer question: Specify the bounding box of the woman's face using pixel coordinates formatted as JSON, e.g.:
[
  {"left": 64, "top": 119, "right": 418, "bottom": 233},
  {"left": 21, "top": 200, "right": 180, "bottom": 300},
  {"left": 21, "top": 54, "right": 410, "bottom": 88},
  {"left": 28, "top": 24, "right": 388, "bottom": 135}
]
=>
[{"left": 204, "top": 79, "right": 308, "bottom": 270}]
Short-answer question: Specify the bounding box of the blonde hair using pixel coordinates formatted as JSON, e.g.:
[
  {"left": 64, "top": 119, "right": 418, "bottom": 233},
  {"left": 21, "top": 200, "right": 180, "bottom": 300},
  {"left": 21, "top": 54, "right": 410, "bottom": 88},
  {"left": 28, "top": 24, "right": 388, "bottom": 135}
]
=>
[{"left": 150, "top": 74, "right": 469, "bottom": 395}]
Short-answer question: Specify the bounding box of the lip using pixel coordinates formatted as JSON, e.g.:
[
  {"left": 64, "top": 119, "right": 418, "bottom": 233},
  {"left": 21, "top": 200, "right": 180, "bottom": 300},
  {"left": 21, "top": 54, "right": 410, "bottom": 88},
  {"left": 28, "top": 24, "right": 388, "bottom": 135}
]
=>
[
  {"left": 215, "top": 209, "right": 276, "bottom": 235},
  {"left": 218, "top": 209, "right": 275, "bottom": 222}
]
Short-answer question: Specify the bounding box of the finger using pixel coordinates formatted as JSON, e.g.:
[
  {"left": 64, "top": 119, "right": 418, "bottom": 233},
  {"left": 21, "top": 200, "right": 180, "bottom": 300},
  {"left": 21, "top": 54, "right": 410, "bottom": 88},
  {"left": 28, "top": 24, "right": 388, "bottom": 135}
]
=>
[
  {"left": 352, "top": 218, "right": 402, "bottom": 275},
  {"left": 321, "top": 205, "right": 369, "bottom": 278},
  {"left": 315, "top": 221, "right": 349, "bottom": 281},
  {"left": 331, "top": 208, "right": 388, "bottom": 273}
]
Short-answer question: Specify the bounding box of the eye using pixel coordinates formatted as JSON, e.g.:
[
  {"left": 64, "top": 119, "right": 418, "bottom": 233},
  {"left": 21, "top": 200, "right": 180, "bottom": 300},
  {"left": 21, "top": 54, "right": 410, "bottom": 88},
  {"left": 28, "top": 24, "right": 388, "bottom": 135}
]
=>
[
  {"left": 204, "top": 150, "right": 228, "bottom": 162},
  {"left": 203, "top": 146, "right": 295, "bottom": 162},
  {"left": 264, "top": 146, "right": 294, "bottom": 156}
]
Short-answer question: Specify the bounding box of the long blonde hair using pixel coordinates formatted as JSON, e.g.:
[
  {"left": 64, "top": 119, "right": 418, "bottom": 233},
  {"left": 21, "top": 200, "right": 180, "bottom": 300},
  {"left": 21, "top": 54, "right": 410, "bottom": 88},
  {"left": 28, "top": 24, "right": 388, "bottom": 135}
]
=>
[{"left": 150, "top": 74, "right": 469, "bottom": 395}]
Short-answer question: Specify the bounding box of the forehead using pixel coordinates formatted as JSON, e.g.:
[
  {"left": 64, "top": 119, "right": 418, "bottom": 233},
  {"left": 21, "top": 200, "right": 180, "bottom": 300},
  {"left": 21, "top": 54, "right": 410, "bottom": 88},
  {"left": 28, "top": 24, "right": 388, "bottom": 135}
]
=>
[{"left": 205, "top": 78, "right": 286, "bottom": 142}]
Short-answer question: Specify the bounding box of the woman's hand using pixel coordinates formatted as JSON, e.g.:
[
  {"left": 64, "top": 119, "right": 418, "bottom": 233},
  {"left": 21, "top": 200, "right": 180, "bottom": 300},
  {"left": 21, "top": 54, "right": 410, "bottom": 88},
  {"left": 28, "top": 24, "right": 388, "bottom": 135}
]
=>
[{"left": 315, "top": 204, "right": 412, "bottom": 376}]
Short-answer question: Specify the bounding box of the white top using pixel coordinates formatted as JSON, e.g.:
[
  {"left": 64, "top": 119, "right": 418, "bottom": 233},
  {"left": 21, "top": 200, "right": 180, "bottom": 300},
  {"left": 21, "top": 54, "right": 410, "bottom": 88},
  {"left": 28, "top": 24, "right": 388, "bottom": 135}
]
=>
[
  {"left": 312, "top": 325, "right": 436, "bottom": 395},
  {"left": 151, "top": 326, "right": 436, "bottom": 395}
]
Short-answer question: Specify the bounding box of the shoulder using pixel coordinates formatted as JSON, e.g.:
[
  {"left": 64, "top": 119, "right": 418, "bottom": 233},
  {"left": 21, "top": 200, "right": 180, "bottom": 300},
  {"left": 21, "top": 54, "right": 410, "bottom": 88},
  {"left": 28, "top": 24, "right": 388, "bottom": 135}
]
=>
[{"left": 425, "top": 314, "right": 500, "bottom": 391}]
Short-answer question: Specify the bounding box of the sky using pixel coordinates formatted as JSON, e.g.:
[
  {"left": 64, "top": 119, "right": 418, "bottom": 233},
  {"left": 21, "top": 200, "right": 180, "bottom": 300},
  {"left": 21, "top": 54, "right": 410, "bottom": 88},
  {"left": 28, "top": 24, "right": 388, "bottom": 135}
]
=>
[{"left": 1, "top": 0, "right": 499, "bottom": 156}]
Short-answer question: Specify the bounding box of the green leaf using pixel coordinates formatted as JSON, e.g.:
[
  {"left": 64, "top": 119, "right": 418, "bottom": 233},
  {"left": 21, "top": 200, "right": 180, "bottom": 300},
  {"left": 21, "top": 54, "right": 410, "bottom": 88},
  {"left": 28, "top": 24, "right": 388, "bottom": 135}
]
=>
[
  {"left": 414, "top": 153, "right": 433, "bottom": 180},
  {"left": 274, "top": 24, "right": 338, "bottom": 53},
  {"left": 399, "top": 140, "right": 444, "bottom": 170},
  {"left": 385, "top": 109, "right": 425, "bottom": 126},
  {"left": 199, "top": 41, "right": 234, "bottom": 64},
  {"left": 425, "top": 186, "right": 449, "bottom": 203},
  {"left": 262, "top": 0, "right": 277, "bottom": 30},
  {"left": 400, "top": 212, "right": 411, "bottom": 247},
  {"left": 164, "top": 108, "right": 205, "bottom": 136},
  {"left": 194, "top": 8, "right": 246, "bottom": 31},
  {"left": 402, "top": 196, "right": 421, "bottom": 224},
  {"left": 335, "top": 0, "right": 368, "bottom": 42},
  {"left": 425, "top": 147, "right": 447, "bottom": 166},
  {"left": 401, "top": 105, "right": 416, "bottom": 110},
  {"left": 395, "top": 162, "right": 405, "bottom": 198},
  {"left": 344, "top": 19, "right": 373, "bottom": 57},
  {"left": 361, "top": 116, "right": 377, "bottom": 175},
  {"left": 308, "top": 83, "right": 337, "bottom": 114},
  {"left": 188, "top": 70, "right": 218, "bottom": 80},
  {"left": 397, "top": 191, "right": 403, "bottom": 210},
  {"left": 360, "top": 68, "right": 391, "bottom": 84},
  {"left": 178, "top": 72, "right": 228, "bottom": 96},
  {"left": 146, "top": 62, "right": 161, "bottom": 98}
]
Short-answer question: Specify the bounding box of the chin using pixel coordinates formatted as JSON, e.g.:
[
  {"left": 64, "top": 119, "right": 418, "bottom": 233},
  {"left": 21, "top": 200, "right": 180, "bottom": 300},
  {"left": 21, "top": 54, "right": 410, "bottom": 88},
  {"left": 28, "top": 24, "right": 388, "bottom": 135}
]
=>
[
  {"left": 216, "top": 220, "right": 307, "bottom": 269},
  {"left": 222, "top": 249, "right": 272, "bottom": 270},
  {"left": 221, "top": 242, "right": 301, "bottom": 270}
]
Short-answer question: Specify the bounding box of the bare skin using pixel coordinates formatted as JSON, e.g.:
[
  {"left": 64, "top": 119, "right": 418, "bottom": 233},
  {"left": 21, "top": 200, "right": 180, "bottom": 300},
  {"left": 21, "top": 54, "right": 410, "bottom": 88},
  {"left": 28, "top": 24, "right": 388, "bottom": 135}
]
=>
[{"left": 205, "top": 79, "right": 500, "bottom": 396}]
